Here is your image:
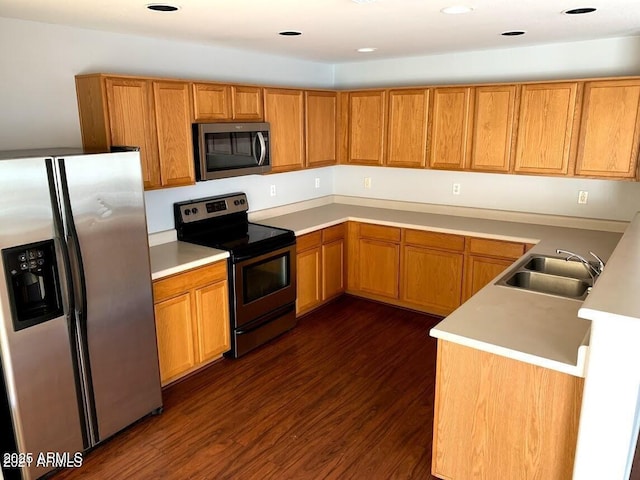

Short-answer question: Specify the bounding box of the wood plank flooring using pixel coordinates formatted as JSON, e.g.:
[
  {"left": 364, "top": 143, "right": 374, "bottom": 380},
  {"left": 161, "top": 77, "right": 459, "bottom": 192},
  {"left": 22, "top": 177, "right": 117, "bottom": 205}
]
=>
[{"left": 51, "top": 296, "right": 442, "bottom": 480}]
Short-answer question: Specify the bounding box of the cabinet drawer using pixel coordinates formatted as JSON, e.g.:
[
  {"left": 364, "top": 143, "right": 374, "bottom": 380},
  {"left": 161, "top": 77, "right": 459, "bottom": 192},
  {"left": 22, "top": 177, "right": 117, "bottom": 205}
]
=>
[
  {"left": 153, "top": 260, "right": 227, "bottom": 302},
  {"left": 322, "top": 224, "right": 346, "bottom": 243},
  {"left": 467, "top": 237, "right": 525, "bottom": 260},
  {"left": 359, "top": 223, "right": 401, "bottom": 242},
  {"left": 297, "top": 231, "right": 322, "bottom": 252},
  {"left": 403, "top": 229, "right": 465, "bottom": 252}
]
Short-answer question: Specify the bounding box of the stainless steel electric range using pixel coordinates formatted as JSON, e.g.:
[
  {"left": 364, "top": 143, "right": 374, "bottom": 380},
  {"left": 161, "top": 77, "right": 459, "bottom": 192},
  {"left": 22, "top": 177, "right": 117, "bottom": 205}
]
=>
[{"left": 174, "top": 193, "right": 296, "bottom": 358}]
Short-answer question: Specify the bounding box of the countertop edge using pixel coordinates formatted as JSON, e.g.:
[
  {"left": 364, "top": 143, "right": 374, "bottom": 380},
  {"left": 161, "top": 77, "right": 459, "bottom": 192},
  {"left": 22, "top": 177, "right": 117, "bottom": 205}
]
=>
[{"left": 429, "top": 328, "right": 587, "bottom": 377}]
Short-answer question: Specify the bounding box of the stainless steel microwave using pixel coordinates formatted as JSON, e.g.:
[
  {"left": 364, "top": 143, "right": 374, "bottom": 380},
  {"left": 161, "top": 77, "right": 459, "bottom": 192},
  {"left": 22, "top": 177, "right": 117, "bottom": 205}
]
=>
[{"left": 193, "top": 122, "right": 271, "bottom": 180}]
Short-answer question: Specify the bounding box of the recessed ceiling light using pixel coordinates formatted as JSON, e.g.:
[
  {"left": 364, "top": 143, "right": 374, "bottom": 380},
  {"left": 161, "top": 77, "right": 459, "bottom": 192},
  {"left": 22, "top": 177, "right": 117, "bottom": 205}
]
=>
[
  {"left": 278, "top": 30, "right": 302, "bottom": 36},
  {"left": 146, "top": 3, "right": 180, "bottom": 12},
  {"left": 563, "top": 7, "right": 597, "bottom": 14},
  {"left": 440, "top": 5, "right": 474, "bottom": 14},
  {"left": 357, "top": 47, "right": 377, "bottom": 53},
  {"left": 501, "top": 30, "right": 526, "bottom": 36}
]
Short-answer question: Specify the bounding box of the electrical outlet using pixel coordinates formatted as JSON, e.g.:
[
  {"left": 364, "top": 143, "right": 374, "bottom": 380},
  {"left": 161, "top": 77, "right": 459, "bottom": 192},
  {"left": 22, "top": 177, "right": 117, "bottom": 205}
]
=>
[
  {"left": 364, "top": 177, "right": 372, "bottom": 189},
  {"left": 315, "top": 178, "right": 320, "bottom": 189},
  {"left": 270, "top": 185, "right": 277, "bottom": 197},
  {"left": 578, "top": 190, "right": 588, "bottom": 204},
  {"left": 452, "top": 183, "right": 461, "bottom": 195}
]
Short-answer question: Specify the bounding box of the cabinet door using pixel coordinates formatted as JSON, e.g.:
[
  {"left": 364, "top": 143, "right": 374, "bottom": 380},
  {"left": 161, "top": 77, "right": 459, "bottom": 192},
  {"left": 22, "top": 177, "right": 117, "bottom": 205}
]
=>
[
  {"left": 463, "top": 255, "right": 513, "bottom": 301},
  {"left": 264, "top": 88, "right": 305, "bottom": 172},
  {"left": 387, "top": 89, "right": 430, "bottom": 168},
  {"left": 105, "top": 77, "right": 161, "bottom": 189},
  {"left": 429, "top": 87, "right": 473, "bottom": 170},
  {"left": 192, "top": 83, "right": 231, "bottom": 120},
  {"left": 152, "top": 81, "right": 195, "bottom": 187},
  {"left": 348, "top": 91, "right": 387, "bottom": 165},
  {"left": 322, "top": 239, "right": 344, "bottom": 300},
  {"left": 306, "top": 91, "right": 337, "bottom": 167},
  {"left": 297, "top": 246, "right": 322, "bottom": 315},
  {"left": 232, "top": 85, "right": 263, "bottom": 120},
  {"left": 401, "top": 245, "right": 463, "bottom": 315},
  {"left": 195, "top": 280, "right": 230, "bottom": 362},
  {"left": 154, "top": 293, "right": 196, "bottom": 383},
  {"left": 470, "top": 85, "right": 518, "bottom": 173},
  {"left": 514, "top": 83, "right": 578, "bottom": 175},
  {"left": 575, "top": 79, "right": 640, "bottom": 178},
  {"left": 358, "top": 239, "right": 399, "bottom": 299}
]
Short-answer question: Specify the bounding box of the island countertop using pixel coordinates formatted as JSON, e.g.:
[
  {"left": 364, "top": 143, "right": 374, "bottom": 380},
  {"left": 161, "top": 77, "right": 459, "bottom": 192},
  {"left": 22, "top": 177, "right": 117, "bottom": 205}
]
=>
[{"left": 257, "top": 201, "right": 623, "bottom": 377}]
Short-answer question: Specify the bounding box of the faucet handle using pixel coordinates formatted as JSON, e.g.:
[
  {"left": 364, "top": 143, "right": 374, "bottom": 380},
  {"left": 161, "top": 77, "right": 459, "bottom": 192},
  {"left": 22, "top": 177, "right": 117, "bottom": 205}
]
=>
[{"left": 589, "top": 251, "right": 605, "bottom": 274}]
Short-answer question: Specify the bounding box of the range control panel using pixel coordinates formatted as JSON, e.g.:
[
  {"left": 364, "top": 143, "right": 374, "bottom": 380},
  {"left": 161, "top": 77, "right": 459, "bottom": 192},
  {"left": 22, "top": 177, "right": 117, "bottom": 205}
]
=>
[{"left": 175, "top": 192, "right": 248, "bottom": 224}]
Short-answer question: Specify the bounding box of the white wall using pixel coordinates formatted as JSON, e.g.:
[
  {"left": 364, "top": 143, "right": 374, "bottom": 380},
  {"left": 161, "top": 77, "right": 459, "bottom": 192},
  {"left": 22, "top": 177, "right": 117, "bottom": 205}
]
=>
[
  {"left": 145, "top": 167, "right": 333, "bottom": 233},
  {"left": 333, "top": 166, "right": 640, "bottom": 222},
  {"left": 0, "top": 17, "right": 334, "bottom": 150},
  {"left": 334, "top": 36, "right": 640, "bottom": 88}
]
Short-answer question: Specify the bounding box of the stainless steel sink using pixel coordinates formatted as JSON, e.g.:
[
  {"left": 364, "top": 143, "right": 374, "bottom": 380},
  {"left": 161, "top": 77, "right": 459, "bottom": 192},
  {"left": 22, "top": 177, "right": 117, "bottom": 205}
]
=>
[
  {"left": 522, "top": 255, "right": 593, "bottom": 280},
  {"left": 497, "top": 254, "right": 593, "bottom": 300},
  {"left": 503, "top": 271, "right": 591, "bottom": 299}
]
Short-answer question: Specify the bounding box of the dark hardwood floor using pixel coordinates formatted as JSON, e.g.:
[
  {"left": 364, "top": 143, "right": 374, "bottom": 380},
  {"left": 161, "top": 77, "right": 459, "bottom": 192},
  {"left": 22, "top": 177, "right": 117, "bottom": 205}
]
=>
[{"left": 52, "top": 296, "right": 442, "bottom": 480}]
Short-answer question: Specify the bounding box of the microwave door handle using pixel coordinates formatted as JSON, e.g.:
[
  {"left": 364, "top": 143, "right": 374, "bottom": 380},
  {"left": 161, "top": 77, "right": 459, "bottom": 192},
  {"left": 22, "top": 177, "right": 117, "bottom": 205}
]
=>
[{"left": 256, "top": 132, "right": 267, "bottom": 166}]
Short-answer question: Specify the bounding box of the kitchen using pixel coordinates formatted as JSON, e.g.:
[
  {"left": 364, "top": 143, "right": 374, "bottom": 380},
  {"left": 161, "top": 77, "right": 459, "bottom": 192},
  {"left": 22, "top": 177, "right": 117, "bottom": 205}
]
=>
[{"left": 1, "top": 1, "right": 640, "bottom": 479}]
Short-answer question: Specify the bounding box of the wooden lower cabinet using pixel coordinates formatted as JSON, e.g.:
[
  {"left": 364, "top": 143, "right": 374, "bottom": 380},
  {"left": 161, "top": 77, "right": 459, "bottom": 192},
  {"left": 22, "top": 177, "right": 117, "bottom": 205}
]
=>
[
  {"left": 464, "top": 255, "right": 513, "bottom": 301},
  {"left": 358, "top": 239, "right": 400, "bottom": 299},
  {"left": 152, "top": 260, "right": 230, "bottom": 385},
  {"left": 432, "top": 340, "right": 583, "bottom": 480},
  {"left": 401, "top": 245, "right": 464, "bottom": 316},
  {"left": 296, "top": 225, "right": 346, "bottom": 316}
]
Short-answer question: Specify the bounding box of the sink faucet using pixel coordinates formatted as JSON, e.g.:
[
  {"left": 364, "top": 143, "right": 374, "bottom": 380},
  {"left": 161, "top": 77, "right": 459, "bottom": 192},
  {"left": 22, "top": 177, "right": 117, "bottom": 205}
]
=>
[{"left": 556, "top": 249, "right": 605, "bottom": 283}]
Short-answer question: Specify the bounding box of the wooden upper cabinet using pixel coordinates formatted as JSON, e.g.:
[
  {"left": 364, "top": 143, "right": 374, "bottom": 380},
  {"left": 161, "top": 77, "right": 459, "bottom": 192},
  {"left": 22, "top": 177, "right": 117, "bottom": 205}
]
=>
[
  {"left": 264, "top": 88, "right": 305, "bottom": 172},
  {"left": 232, "top": 86, "right": 264, "bottom": 120},
  {"left": 470, "top": 85, "right": 518, "bottom": 173},
  {"left": 192, "top": 83, "right": 231, "bottom": 120},
  {"left": 387, "top": 89, "right": 430, "bottom": 168},
  {"left": 348, "top": 90, "right": 387, "bottom": 165},
  {"left": 77, "top": 74, "right": 195, "bottom": 190},
  {"left": 152, "top": 81, "right": 195, "bottom": 187},
  {"left": 103, "top": 77, "right": 161, "bottom": 189},
  {"left": 514, "top": 82, "right": 579, "bottom": 176},
  {"left": 575, "top": 79, "right": 640, "bottom": 178},
  {"left": 429, "top": 87, "right": 474, "bottom": 170},
  {"left": 305, "top": 91, "right": 337, "bottom": 167},
  {"left": 192, "top": 83, "right": 263, "bottom": 121}
]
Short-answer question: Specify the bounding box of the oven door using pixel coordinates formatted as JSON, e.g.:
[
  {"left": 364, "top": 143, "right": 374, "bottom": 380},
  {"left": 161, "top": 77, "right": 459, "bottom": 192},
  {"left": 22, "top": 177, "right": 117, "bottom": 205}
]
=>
[{"left": 233, "top": 244, "right": 296, "bottom": 328}]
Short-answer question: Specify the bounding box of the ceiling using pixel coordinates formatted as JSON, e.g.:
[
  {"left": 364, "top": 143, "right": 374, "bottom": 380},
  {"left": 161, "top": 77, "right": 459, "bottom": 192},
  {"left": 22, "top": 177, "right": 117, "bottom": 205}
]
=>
[{"left": 1, "top": 0, "right": 639, "bottom": 63}]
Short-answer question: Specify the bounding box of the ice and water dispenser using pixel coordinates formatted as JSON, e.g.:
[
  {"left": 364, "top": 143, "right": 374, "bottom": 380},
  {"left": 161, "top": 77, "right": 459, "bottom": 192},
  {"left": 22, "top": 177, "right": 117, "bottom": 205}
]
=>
[{"left": 2, "top": 239, "right": 63, "bottom": 331}]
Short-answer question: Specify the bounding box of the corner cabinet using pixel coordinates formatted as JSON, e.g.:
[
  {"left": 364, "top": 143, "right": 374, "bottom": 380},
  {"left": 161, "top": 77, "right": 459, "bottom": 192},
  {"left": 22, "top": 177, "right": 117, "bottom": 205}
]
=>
[
  {"left": 432, "top": 340, "right": 583, "bottom": 480},
  {"left": 347, "top": 90, "right": 387, "bottom": 165},
  {"left": 152, "top": 261, "right": 230, "bottom": 386},
  {"left": 264, "top": 88, "right": 306, "bottom": 172},
  {"left": 296, "top": 225, "right": 345, "bottom": 316},
  {"left": 305, "top": 91, "right": 338, "bottom": 167},
  {"left": 75, "top": 75, "right": 195, "bottom": 190},
  {"left": 574, "top": 79, "right": 640, "bottom": 179},
  {"left": 513, "top": 82, "right": 580, "bottom": 176}
]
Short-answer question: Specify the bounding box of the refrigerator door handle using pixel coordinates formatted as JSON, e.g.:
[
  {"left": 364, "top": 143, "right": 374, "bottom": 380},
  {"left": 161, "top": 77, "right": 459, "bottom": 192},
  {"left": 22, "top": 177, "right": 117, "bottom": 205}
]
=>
[
  {"left": 46, "top": 159, "right": 91, "bottom": 449},
  {"left": 57, "top": 159, "right": 100, "bottom": 446}
]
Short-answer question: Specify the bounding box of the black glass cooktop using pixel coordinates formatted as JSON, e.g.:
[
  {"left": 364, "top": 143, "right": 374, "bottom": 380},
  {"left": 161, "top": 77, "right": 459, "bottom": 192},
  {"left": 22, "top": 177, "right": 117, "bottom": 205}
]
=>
[{"left": 180, "top": 222, "right": 295, "bottom": 261}]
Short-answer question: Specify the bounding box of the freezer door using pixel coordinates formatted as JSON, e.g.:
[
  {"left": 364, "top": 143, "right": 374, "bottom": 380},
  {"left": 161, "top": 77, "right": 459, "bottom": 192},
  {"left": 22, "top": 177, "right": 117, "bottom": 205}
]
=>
[
  {"left": 60, "top": 152, "right": 162, "bottom": 442},
  {"left": 0, "top": 157, "right": 84, "bottom": 480}
]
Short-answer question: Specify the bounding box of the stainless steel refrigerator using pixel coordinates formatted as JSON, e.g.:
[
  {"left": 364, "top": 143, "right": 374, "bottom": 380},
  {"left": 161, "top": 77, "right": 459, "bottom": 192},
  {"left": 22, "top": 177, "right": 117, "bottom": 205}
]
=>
[{"left": 0, "top": 149, "right": 162, "bottom": 480}]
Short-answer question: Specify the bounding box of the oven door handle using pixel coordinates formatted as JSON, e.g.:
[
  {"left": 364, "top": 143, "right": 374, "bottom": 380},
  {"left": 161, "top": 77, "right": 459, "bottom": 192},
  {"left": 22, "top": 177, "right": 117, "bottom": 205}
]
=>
[{"left": 256, "top": 132, "right": 267, "bottom": 166}]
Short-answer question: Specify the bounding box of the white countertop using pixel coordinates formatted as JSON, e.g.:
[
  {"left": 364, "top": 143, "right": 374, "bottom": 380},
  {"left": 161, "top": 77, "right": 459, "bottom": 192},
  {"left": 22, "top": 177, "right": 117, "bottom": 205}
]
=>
[
  {"left": 258, "top": 202, "right": 623, "bottom": 377},
  {"left": 149, "top": 240, "right": 228, "bottom": 280}
]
